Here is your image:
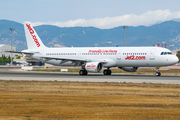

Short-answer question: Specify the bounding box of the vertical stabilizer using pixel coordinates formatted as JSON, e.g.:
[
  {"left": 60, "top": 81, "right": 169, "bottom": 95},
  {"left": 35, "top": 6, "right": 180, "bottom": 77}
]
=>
[{"left": 24, "top": 21, "right": 47, "bottom": 49}]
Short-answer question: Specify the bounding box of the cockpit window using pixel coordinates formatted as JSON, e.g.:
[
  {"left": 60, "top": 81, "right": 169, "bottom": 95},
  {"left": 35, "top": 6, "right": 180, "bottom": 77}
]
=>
[{"left": 160, "top": 52, "right": 173, "bottom": 55}]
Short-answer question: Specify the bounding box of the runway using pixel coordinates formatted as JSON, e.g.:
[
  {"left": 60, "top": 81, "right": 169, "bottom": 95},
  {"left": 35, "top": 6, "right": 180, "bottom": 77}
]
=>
[{"left": 0, "top": 71, "right": 180, "bottom": 84}]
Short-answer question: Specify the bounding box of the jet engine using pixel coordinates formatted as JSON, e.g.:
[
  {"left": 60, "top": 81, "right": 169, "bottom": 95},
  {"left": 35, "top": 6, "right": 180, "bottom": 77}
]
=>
[
  {"left": 85, "top": 62, "right": 103, "bottom": 73},
  {"left": 118, "top": 67, "right": 139, "bottom": 72}
]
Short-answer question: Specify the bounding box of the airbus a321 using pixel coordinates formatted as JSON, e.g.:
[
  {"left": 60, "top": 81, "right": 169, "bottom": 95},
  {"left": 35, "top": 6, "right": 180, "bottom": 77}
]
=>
[{"left": 7, "top": 22, "right": 179, "bottom": 76}]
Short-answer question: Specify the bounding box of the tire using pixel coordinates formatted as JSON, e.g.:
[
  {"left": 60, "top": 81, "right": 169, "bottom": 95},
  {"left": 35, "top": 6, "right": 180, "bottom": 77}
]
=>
[
  {"left": 79, "top": 70, "right": 84, "bottom": 75},
  {"left": 79, "top": 70, "right": 88, "bottom": 75},
  {"left": 103, "top": 70, "right": 108, "bottom": 75},
  {"left": 156, "top": 72, "right": 158, "bottom": 76},
  {"left": 156, "top": 72, "right": 161, "bottom": 76},
  {"left": 108, "top": 70, "right": 111, "bottom": 75},
  {"left": 84, "top": 70, "right": 88, "bottom": 75},
  {"left": 104, "top": 70, "right": 111, "bottom": 75},
  {"left": 158, "top": 72, "right": 161, "bottom": 76}
]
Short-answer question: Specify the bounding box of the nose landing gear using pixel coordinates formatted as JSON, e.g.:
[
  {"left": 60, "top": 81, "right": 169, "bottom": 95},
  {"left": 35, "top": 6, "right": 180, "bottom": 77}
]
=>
[{"left": 155, "top": 67, "right": 161, "bottom": 76}]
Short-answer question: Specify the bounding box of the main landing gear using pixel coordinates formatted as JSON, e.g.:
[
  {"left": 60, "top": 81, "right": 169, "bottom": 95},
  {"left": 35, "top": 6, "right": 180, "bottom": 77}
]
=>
[
  {"left": 155, "top": 67, "right": 161, "bottom": 76},
  {"left": 79, "top": 68, "right": 112, "bottom": 75},
  {"left": 103, "top": 68, "right": 111, "bottom": 75},
  {"left": 79, "top": 70, "right": 88, "bottom": 75}
]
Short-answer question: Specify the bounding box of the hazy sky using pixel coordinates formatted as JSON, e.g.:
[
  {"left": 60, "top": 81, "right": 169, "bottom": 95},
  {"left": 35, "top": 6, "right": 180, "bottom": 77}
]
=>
[{"left": 1, "top": 0, "right": 180, "bottom": 28}]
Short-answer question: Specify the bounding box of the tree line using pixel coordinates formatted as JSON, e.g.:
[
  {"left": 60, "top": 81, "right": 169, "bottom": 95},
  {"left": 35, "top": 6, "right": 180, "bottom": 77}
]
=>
[
  {"left": 177, "top": 51, "right": 180, "bottom": 62},
  {"left": 0, "top": 54, "right": 11, "bottom": 63}
]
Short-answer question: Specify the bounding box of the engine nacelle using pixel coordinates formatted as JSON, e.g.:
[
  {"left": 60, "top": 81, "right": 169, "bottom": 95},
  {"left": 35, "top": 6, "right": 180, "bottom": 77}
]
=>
[
  {"left": 119, "top": 67, "right": 139, "bottom": 72},
  {"left": 85, "top": 62, "right": 103, "bottom": 73}
]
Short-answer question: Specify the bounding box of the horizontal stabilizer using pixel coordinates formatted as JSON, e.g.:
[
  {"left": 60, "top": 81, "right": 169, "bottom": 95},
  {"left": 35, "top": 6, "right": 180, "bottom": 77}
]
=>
[{"left": 5, "top": 51, "right": 34, "bottom": 55}]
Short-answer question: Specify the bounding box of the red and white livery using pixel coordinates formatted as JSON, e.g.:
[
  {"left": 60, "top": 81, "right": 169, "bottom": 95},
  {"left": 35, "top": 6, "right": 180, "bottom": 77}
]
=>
[{"left": 7, "top": 22, "right": 179, "bottom": 76}]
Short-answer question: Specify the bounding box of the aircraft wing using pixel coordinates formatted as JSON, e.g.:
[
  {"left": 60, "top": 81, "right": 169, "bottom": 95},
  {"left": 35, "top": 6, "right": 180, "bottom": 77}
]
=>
[
  {"left": 5, "top": 51, "right": 34, "bottom": 55},
  {"left": 41, "top": 56, "right": 90, "bottom": 62},
  {"left": 41, "top": 56, "right": 108, "bottom": 65}
]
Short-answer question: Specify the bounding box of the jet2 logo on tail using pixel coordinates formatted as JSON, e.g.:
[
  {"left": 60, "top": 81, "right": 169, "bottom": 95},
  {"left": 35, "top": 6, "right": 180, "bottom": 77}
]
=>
[{"left": 26, "top": 24, "right": 40, "bottom": 47}]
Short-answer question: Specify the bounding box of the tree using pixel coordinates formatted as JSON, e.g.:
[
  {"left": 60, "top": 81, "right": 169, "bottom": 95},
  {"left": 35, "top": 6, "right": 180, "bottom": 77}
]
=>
[
  {"left": 16, "top": 56, "right": 21, "bottom": 59},
  {"left": 176, "top": 51, "right": 180, "bottom": 63}
]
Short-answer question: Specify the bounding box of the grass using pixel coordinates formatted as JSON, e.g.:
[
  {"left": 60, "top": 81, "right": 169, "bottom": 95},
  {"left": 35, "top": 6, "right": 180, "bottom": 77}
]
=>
[
  {"left": 0, "top": 80, "right": 180, "bottom": 120},
  {"left": 28, "top": 98, "right": 32, "bottom": 101}
]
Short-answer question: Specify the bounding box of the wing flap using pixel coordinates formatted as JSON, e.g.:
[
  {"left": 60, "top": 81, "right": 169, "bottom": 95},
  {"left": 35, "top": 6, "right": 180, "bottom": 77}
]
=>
[{"left": 41, "top": 56, "right": 90, "bottom": 62}]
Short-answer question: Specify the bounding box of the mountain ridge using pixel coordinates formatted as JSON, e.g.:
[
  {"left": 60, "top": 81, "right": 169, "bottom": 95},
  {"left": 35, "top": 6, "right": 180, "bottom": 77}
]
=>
[{"left": 0, "top": 19, "right": 180, "bottom": 51}]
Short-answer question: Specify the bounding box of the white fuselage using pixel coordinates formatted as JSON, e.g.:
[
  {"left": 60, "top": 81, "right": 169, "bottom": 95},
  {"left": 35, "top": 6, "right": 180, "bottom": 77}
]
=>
[{"left": 26, "top": 46, "right": 178, "bottom": 68}]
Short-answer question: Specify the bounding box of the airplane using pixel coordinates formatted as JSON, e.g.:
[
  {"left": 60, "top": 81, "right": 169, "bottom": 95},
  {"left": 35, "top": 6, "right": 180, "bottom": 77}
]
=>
[{"left": 6, "top": 21, "right": 179, "bottom": 76}]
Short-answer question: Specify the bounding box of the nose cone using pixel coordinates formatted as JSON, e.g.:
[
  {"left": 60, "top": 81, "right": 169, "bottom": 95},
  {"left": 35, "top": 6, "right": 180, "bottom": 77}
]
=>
[{"left": 172, "top": 56, "right": 179, "bottom": 64}]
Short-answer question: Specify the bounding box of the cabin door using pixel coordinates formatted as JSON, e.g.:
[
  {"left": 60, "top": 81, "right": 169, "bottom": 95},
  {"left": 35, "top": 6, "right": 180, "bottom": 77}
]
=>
[
  {"left": 78, "top": 52, "right": 82, "bottom": 58},
  {"left": 117, "top": 50, "right": 121, "bottom": 60},
  {"left": 150, "top": 49, "right": 156, "bottom": 60}
]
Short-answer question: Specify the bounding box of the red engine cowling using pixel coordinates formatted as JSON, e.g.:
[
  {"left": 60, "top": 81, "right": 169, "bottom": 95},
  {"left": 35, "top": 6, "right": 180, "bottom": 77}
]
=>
[
  {"left": 119, "top": 67, "right": 139, "bottom": 72},
  {"left": 85, "top": 62, "right": 103, "bottom": 73}
]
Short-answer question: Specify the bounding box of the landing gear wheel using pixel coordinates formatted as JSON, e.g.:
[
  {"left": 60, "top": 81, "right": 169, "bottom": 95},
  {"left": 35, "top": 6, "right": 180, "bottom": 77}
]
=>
[
  {"left": 84, "top": 70, "right": 87, "bottom": 75},
  {"left": 79, "top": 70, "right": 84, "bottom": 75},
  {"left": 107, "top": 70, "right": 111, "bottom": 75},
  {"left": 103, "top": 70, "right": 111, "bottom": 75},
  {"left": 156, "top": 72, "right": 161, "bottom": 76},
  {"left": 155, "top": 66, "right": 161, "bottom": 76},
  {"left": 79, "top": 70, "right": 88, "bottom": 75},
  {"left": 103, "top": 70, "right": 108, "bottom": 75}
]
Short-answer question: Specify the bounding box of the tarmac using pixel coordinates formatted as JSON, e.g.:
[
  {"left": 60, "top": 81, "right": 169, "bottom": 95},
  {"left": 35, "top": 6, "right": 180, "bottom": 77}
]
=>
[{"left": 0, "top": 66, "right": 180, "bottom": 84}]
